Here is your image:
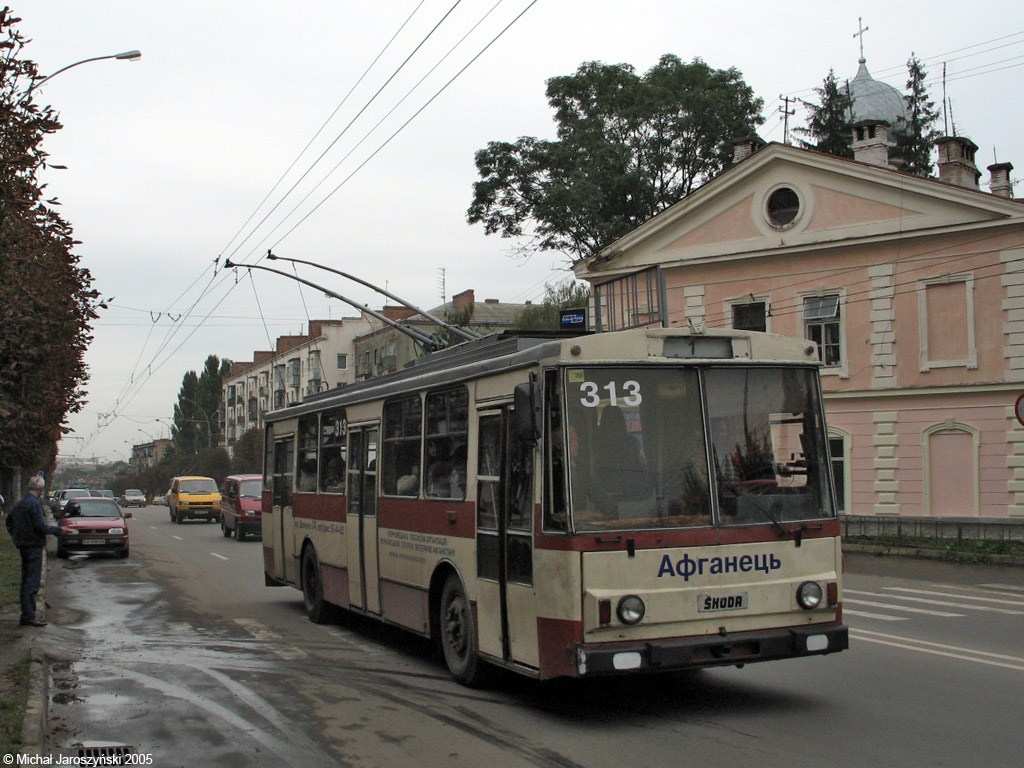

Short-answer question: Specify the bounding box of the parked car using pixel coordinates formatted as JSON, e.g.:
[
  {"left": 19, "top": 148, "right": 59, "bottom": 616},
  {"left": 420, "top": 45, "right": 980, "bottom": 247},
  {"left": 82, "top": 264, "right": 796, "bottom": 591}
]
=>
[
  {"left": 90, "top": 489, "right": 115, "bottom": 498},
  {"left": 121, "top": 489, "right": 147, "bottom": 508},
  {"left": 220, "top": 474, "right": 262, "bottom": 541},
  {"left": 57, "top": 497, "right": 131, "bottom": 558},
  {"left": 168, "top": 476, "right": 221, "bottom": 524},
  {"left": 53, "top": 488, "right": 92, "bottom": 517},
  {"left": 151, "top": 494, "right": 167, "bottom": 507}
]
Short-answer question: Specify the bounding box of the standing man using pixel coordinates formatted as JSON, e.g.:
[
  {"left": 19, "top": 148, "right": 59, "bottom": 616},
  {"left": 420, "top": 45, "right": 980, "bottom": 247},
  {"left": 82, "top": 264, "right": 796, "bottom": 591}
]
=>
[{"left": 9, "top": 475, "right": 62, "bottom": 627}]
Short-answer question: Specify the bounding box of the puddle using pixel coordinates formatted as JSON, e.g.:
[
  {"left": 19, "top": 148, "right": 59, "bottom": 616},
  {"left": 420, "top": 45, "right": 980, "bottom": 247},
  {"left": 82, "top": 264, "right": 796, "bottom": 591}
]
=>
[{"left": 52, "top": 692, "right": 85, "bottom": 705}]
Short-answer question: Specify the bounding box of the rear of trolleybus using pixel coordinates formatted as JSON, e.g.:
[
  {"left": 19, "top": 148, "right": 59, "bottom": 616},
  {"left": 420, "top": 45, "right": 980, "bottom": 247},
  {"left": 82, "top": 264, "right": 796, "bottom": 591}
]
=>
[{"left": 533, "top": 328, "right": 848, "bottom": 679}]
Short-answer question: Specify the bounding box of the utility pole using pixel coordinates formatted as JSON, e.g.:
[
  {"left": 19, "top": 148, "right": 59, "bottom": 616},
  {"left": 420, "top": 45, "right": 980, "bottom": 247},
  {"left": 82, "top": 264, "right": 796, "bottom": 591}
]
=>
[{"left": 778, "top": 95, "right": 796, "bottom": 144}]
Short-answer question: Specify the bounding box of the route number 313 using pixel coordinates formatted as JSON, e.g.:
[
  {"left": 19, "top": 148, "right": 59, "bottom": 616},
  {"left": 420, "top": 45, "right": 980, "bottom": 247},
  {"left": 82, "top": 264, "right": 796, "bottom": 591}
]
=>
[{"left": 578, "top": 380, "right": 642, "bottom": 408}]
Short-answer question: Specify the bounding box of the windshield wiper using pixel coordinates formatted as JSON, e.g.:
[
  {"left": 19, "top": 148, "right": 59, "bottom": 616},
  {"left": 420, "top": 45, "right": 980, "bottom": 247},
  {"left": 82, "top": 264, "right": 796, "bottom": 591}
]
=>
[{"left": 744, "top": 496, "right": 790, "bottom": 539}]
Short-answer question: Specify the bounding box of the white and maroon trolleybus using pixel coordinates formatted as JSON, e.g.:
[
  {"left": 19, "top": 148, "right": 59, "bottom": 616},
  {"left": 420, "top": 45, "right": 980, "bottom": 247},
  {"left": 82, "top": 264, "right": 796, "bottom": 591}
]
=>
[{"left": 262, "top": 327, "right": 848, "bottom": 685}]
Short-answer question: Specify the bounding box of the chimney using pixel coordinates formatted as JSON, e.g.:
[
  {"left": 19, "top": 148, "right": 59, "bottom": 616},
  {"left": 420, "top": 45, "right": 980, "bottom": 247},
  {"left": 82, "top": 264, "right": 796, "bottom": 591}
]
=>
[
  {"left": 731, "top": 136, "right": 766, "bottom": 164},
  {"left": 852, "top": 120, "right": 895, "bottom": 169},
  {"left": 988, "top": 162, "right": 1014, "bottom": 199},
  {"left": 453, "top": 289, "right": 475, "bottom": 311},
  {"left": 935, "top": 136, "right": 981, "bottom": 190}
]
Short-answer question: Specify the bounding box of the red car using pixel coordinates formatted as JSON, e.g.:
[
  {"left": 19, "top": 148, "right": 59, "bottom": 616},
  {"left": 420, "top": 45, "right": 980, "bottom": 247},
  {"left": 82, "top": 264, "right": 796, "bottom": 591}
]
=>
[
  {"left": 57, "top": 497, "right": 131, "bottom": 558},
  {"left": 220, "top": 474, "right": 263, "bottom": 541}
]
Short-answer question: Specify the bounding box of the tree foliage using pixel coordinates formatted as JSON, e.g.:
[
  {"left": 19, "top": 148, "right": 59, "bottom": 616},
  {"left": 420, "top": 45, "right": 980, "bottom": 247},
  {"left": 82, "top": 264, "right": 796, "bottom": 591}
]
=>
[
  {"left": 514, "top": 281, "right": 592, "bottom": 331},
  {"left": 468, "top": 54, "right": 764, "bottom": 262},
  {"left": 0, "top": 9, "right": 96, "bottom": 493},
  {"left": 230, "top": 428, "right": 264, "bottom": 475},
  {"left": 172, "top": 355, "right": 230, "bottom": 454},
  {"left": 892, "top": 54, "right": 940, "bottom": 176},
  {"left": 795, "top": 69, "right": 854, "bottom": 158}
]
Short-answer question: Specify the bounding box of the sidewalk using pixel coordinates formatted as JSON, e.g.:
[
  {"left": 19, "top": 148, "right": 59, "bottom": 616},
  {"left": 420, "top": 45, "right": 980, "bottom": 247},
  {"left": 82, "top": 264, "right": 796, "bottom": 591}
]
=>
[{"left": 1, "top": 549, "right": 52, "bottom": 758}]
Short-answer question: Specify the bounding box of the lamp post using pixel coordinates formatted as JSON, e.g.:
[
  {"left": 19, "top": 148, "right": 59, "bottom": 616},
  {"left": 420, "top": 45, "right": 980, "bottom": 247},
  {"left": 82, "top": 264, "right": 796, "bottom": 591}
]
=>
[{"left": 28, "top": 50, "right": 142, "bottom": 95}]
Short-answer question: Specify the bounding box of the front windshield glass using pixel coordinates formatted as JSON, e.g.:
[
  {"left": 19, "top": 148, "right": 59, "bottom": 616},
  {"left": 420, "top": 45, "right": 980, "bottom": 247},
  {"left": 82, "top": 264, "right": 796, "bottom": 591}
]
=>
[
  {"left": 73, "top": 501, "right": 121, "bottom": 517},
  {"left": 181, "top": 479, "right": 218, "bottom": 494},
  {"left": 705, "top": 367, "right": 834, "bottom": 525},
  {"left": 239, "top": 479, "right": 262, "bottom": 498},
  {"left": 566, "top": 368, "right": 712, "bottom": 531}
]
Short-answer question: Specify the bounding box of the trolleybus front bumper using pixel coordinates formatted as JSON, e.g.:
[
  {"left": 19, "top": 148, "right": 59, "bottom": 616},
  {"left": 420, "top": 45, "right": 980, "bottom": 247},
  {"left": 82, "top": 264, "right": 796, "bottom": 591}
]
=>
[{"left": 576, "top": 623, "right": 849, "bottom": 676}]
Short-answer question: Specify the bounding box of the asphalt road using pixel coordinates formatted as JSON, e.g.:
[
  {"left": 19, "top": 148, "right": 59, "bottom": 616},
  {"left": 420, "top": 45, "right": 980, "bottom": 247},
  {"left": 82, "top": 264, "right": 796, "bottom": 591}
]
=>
[{"left": 43, "top": 505, "right": 1024, "bottom": 767}]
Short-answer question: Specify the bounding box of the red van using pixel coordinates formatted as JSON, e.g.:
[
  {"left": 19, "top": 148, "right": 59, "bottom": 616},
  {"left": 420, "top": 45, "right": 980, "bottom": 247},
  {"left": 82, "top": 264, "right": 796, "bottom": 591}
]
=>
[{"left": 220, "top": 474, "right": 263, "bottom": 541}]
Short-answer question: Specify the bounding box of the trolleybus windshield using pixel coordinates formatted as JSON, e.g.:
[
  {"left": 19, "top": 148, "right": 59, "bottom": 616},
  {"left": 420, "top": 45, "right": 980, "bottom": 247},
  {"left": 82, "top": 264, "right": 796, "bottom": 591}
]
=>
[{"left": 565, "top": 366, "right": 834, "bottom": 532}]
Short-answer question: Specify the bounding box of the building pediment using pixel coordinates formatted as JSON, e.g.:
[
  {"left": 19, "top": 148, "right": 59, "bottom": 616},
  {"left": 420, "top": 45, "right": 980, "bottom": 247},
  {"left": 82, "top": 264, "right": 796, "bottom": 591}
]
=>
[{"left": 577, "top": 143, "right": 1024, "bottom": 278}]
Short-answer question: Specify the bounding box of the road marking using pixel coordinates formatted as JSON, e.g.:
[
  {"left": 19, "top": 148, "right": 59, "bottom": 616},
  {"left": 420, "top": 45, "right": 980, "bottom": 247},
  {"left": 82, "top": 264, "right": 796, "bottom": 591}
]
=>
[
  {"left": 847, "top": 589, "right": 1023, "bottom": 615},
  {"left": 234, "top": 618, "right": 306, "bottom": 660},
  {"left": 851, "top": 628, "right": 1024, "bottom": 672},
  {"left": 172, "top": 535, "right": 183, "bottom": 541},
  {"left": 844, "top": 596, "right": 962, "bottom": 617},
  {"left": 977, "top": 583, "right": 1024, "bottom": 595},
  {"left": 843, "top": 609, "right": 907, "bottom": 622},
  {"left": 885, "top": 587, "right": 1024, "bottom": 611},
  {"left": 210, "top": 552, "right": 229, "bottom": 561}
]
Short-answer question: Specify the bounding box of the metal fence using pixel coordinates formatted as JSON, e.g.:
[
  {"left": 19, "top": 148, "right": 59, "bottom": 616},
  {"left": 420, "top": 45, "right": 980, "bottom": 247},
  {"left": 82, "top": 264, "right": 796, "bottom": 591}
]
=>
[{"left": 841, "top": 515, "right": 1024, "bottom": 546}]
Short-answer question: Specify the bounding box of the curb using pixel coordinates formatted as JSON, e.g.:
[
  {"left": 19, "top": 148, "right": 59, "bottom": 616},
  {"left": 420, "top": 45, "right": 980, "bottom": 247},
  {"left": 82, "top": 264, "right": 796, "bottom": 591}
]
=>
[
  {"left": 18, "top": 645, "right": 48, "bottom": 758},
  {"left": 844, "top": 542, "right": 1024, "bottom": 567},
  {"left": 18, "top": 548, "right": 50, "bottom": 758}
]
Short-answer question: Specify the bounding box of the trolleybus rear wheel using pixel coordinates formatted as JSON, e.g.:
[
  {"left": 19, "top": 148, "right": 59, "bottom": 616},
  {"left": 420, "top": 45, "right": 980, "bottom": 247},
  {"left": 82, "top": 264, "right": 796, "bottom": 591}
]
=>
[
  {"left": 301, "top": 548, "right": 330, "bottom": 624},
  {"left": 439, "top": 574, "right": 482, "bottom": 686}
]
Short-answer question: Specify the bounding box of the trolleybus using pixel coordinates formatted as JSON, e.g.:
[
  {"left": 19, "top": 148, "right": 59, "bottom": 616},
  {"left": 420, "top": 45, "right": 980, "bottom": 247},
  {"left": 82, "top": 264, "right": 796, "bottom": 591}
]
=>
[{"left": 262, "top": 327, "right": 848, "bottom": 684}]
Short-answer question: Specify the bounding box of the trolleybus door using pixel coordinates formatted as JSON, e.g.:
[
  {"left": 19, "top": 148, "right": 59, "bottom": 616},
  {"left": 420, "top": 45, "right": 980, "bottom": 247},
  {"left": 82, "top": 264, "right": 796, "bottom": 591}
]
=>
[
  {"left": 476, "top": 410, "right": 537, "bottom": 667},
  {"left": 272, "top": 435, "right": 296, "bottom": 584},
  {"left": 346, "top": 425, "right": 381, "bottom": 614}
]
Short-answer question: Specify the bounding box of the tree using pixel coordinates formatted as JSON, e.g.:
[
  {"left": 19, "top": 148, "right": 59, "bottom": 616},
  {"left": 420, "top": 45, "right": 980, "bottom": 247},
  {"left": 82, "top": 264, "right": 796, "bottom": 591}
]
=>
[
  {"left": 468, "top": 54, "right": 764, "bottom": 263},
  {"left": 172, "top": 355, "right": 230, "bottom": 454},
  {"left": 892, "top": 54, "right": 941, "bottom": 176},
  {"left": 0, "top": 9, "right": 97, "bottom": 498},
  {"left": 231, "top": 428, "right": 264, "bottom": 475},
  {"left": 515, "top": 281, "right": 592, "bottom": 331},
  {"left": 795, "top": 69, "right": 854, "bottom": 158}
]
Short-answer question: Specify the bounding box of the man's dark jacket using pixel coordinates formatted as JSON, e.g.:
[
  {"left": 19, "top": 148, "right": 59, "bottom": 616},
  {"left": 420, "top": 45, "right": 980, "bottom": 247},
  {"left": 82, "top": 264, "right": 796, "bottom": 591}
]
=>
[{"left": 10, "top": 492, "right": 61, "bottom": 547}]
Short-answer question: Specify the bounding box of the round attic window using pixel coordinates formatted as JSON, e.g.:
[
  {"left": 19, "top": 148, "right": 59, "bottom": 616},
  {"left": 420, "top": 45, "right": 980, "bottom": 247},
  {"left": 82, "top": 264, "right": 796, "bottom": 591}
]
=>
[{"left": 766, "top": 187, "right": 800, "bottom": 229}]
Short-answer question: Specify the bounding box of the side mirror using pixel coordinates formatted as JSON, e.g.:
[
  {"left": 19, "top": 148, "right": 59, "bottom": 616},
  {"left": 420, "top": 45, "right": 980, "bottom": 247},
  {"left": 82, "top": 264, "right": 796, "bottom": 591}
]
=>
[
  {"left": 123, "top": 511, "right": 133, "bottom": 519},
  {"left": 513, "top": 381, "right": 542, "bottom": 442}
]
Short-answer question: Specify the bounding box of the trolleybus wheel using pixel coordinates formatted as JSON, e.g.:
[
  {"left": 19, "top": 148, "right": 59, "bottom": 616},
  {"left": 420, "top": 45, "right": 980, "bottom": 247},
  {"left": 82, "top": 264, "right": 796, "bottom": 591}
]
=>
[
  {"left": 439, "top": 574, "right": 482, "bottom": 686},
  {"left": 301, "top": 548, "right": 330, "bottom": 624}
]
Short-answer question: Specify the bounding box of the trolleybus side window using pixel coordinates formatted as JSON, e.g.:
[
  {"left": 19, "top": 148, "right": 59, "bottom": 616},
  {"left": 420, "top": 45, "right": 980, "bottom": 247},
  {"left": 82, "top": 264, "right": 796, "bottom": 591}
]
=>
[
  {"left": 319, "top": 408, "right": 347, "bottom": 494},
  {"left": 263, "top": 424, "right": 274, "bottom": 493},
  {"left": 476, "top": 414, "right": 501, "bottom": 581},
  {"left": 272, "top": 436, "right": 294, "bottom": 508},
  {"left": 297, "top": 415, "right": 319, "bottom": 493},
  {"left": 382, "top": 396, "right": 422, "bottom": 497},
  {"left": 705, "top": 367, "right": 834, "bottom": 525},
  {"left": 543, "top": 368, "right": 568, "bottom": 532},
  {"left": 424, "top": 387, "right": 468, "bottom": 501}
]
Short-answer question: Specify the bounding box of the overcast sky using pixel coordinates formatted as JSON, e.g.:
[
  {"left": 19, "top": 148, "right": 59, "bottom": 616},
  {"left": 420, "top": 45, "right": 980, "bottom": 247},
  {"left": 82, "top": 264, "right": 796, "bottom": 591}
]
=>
[{"left": 20, "top": 0, "right": 1024, "bottom": 463}]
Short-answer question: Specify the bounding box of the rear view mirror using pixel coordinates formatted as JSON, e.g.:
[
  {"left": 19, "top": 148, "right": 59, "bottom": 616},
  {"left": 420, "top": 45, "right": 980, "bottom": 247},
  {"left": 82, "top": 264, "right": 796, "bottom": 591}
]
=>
[{"left": 514, "top": 381, "right": 542, "bottom": 442}]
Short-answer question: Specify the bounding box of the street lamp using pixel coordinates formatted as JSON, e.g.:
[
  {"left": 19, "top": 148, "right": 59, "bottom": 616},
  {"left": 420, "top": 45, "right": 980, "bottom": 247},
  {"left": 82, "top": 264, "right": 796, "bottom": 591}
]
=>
[{"left": 28, "top": 49, "right": 142, "bottom": 95}]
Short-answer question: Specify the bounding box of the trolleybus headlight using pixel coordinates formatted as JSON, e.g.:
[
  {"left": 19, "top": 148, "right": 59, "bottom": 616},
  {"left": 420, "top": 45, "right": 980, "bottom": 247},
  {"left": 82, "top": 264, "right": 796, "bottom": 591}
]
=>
[
  {"left": 797, "top": 581, "right": 824, "bottom": 610},
  {"left": 617, "top": 595, "right": 646, "bottom": 625}
]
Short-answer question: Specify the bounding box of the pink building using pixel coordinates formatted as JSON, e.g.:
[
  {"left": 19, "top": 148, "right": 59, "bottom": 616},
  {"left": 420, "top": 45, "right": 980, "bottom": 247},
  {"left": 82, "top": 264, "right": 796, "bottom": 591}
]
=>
[{"left": 574, "top": 134, "right": 1024, "bottom": 519}]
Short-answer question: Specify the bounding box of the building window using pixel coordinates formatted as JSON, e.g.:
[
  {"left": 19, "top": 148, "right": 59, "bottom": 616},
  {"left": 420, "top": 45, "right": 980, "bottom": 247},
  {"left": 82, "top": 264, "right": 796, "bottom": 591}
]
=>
[
  {"left": 732, "top": 300, "right": 767, "bottom": 332},
  {"left": 593, "top": 266, "right": 663, "bottom": 332},
  {"left": 804, "top": 294, "right": 841, "bottom": 368},
  {"left": 918, "top": 274, "right": 977, "bottom": 371},
  {"left": 287, "top": 358, "right": 300, "bottom": 388},
  {"left": 766, "top": 187, "right": 800, "bottom": 229},
  {"left": 337, "top": 353, "right": 348, "bottom": 370}
]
